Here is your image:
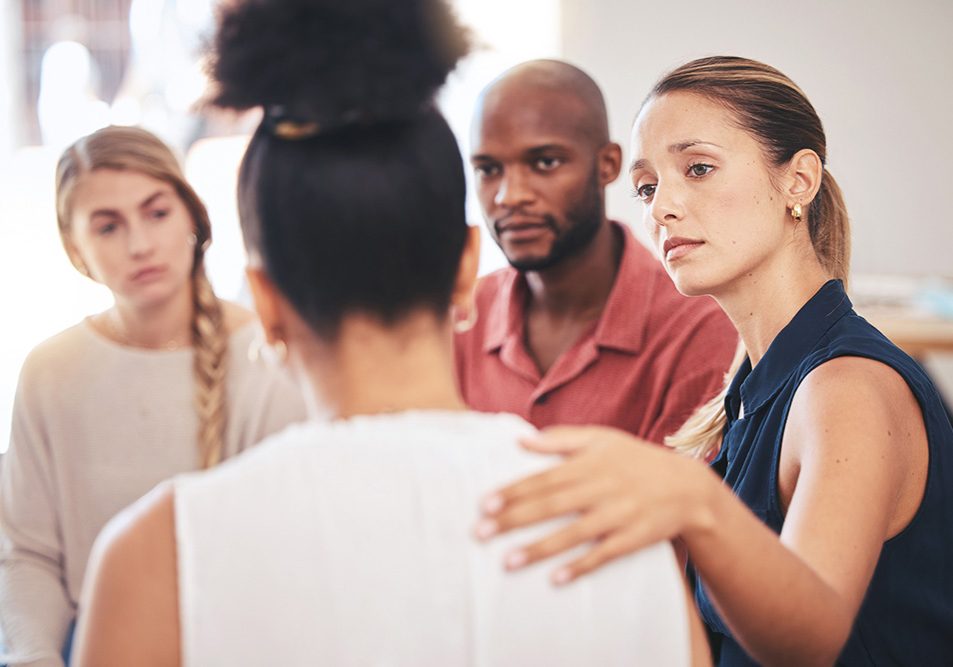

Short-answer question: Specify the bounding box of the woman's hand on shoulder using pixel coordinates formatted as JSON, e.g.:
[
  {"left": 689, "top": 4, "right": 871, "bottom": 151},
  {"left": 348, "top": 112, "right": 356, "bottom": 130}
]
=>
[{"left": 475, "top": 425, "right": 719, "bottom": 584}]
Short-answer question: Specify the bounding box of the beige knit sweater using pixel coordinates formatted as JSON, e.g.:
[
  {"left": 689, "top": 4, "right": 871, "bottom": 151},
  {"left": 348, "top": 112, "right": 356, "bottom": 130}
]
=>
[{"left": 0, "top": 320, "right": 306, "bottom": 666}]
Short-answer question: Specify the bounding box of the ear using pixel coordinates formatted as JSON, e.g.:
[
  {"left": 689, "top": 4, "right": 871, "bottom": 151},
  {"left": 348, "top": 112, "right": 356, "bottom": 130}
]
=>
[
  {"left": 783, "top": 148, "right": 823, "bottom": 210},
  {"left": 596, "top": 142, "right": 623, "bottom": 186},
  {"left": 451, "top": 225, "right": 481, "bottom": 308},
  {"left": 245, "top": 267, "right": 286, "bottom": 344},
  {"left": 64, "top": 239, "right": 94, "bottom": 280}
]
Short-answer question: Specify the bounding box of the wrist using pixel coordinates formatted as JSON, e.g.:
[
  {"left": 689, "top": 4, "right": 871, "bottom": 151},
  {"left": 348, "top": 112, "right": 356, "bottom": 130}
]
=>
[{"left": 678, "top": 458, "right": 723, "bottom": 546}]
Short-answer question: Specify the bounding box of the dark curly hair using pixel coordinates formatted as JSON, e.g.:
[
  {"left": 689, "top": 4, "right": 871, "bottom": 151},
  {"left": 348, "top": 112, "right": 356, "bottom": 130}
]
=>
[{"left": 210, "top": 0, "right": 472, "bottom": 339}]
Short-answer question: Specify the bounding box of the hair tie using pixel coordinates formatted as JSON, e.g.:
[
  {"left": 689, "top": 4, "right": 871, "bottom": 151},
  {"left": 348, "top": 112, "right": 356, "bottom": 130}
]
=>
[{"left": 264, "top": 106, "right": 321, "bottom": 140}]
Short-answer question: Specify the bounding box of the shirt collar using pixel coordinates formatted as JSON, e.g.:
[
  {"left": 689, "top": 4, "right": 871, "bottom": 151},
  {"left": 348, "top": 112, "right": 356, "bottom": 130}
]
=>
[
  {"left": 725, "top": 279, "right": 853, "bottom": 420},
  {"left": 482, "top": 221, "right": 654, "bottom": 355}
]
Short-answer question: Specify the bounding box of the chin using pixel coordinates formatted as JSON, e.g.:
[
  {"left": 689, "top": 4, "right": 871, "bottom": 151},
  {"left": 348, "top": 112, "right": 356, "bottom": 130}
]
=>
[{"left": 666, "top": 267, "right": 717, "bottom": 298}]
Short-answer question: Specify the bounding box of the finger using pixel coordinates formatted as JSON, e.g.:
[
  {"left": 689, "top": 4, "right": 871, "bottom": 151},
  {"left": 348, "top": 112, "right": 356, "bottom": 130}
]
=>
[
  {"left": 480, "top": 458, "right": 583, "bottom": 516},
  {"left": 552, "top": 515, "right": 678, "bottom": 585},
  {"left": 551, "top": 528, "right": 646, "bottom": 585},
  {"left": 518, "top": 425, "right": 610, "bottom": 454},
  {"left": 502, "top": 502, "right": 622, "bottom": 569},
  {"left": 487, "top": 482, "right": 605, "bottom": 539}
]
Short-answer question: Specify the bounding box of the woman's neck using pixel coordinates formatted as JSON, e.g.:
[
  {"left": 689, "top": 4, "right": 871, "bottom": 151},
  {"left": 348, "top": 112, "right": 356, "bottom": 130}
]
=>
[
  {"left": 297, "top": 312, "right": 466, "bottom": 420},
  {"left": 103, "top": 287, "right": 194, "bottom": 350},
  {"left": 714, "top": 248, "right": 832, "bottom": 367}
]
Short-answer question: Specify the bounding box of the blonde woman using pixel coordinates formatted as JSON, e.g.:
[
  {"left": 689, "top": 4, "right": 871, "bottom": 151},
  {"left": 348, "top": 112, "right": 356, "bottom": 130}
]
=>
[
  {"left": 0, "top": 126, "right": 305, "bottom": 666},
  {"left": 478, "top": 57, "right": 953, "bottom": 666}
]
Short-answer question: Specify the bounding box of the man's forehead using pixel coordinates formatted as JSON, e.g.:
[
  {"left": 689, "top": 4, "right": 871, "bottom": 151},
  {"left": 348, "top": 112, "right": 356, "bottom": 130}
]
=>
[{"left": 474, "top": 85, "right": 592, "bottom": 147}]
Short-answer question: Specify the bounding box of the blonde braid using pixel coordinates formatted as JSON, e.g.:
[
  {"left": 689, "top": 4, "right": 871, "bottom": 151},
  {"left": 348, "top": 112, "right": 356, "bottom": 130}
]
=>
[{"left": 192, "top": 267, "right": 229, "bottom": 468}]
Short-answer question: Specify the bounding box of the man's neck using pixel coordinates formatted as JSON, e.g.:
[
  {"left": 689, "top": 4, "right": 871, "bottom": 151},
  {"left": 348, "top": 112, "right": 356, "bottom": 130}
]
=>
[
  {"left": 524, "top": 220, "right": 623, "bottom": 320},
  {"left": 520, "top": 221, "right": 624, "bottom": 376}
]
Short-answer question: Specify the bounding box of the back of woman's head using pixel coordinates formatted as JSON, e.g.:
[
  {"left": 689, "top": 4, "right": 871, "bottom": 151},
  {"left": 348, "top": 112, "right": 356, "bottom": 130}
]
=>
[
  {"left": 211, "top": 0, "right": 472, "bottom": 341},
  {"left": 648, "top": 56, "right": 850, "bottom": 283},
  {"left": 55, "top": 125, "right": 212, "bottom": 272}
]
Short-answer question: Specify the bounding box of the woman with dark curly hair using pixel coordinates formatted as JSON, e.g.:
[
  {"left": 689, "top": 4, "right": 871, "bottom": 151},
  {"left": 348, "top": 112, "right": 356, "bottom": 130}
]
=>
[{"left": 70, "top": 1, "right": 709, "bottom": 666}]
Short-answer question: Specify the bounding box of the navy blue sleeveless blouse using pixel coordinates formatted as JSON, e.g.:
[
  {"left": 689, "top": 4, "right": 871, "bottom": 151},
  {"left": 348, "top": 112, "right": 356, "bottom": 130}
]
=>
[{"left": 696, "top": 280, "right": 953, "bottom": 665}]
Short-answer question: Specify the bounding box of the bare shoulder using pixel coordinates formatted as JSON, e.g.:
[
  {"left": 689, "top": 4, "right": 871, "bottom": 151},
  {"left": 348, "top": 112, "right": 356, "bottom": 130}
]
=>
[
  {"left": 782, "top": 355, "right": 927, "bottom": 520},
  {"left": 797, "top": 356, "right": 917, "bottom": 420},
  {"left": 73, "top": 483, "right": 180, "bottom": 666},
  {"left": 220, "top": 299, "right": 259, "bottom": 334}
]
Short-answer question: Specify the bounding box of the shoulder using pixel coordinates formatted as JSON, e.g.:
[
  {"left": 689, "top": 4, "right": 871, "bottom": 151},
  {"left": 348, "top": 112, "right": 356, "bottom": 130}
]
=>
[
  {"left": 787, "top": 356, "right": 920, "bottom": 461},
  {"left": 473, "top": 267, "right": 517, "bottom": 303},
  {"left": 90, "top": 482, "right": 176, "bottom": 574},
  {"left": 76, "top": 482, "right": 179, "bottom": 665},
  {"left": 17, "top": 321, "right": 95, "bottom": 385}
]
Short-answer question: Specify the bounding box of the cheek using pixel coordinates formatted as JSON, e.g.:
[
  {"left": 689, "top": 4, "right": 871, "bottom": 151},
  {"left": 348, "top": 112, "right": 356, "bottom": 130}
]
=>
[{"left": 642, "top": 209, "right": 661, "bottom": 244}]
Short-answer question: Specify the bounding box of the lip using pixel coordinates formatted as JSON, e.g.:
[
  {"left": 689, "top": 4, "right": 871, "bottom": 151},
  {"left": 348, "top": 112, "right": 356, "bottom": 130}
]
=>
[
  {"left": 496, "top": 215, "right": 551, "bottom": 232},
  {"left": 130, "top": 265, "right": 167, "bottom": 282},
  {"left": 495, "top": 215, "right": 553, "bottom": 243},
  {"left": 662, "top": 237, "right": 704, "bottom": 262}
]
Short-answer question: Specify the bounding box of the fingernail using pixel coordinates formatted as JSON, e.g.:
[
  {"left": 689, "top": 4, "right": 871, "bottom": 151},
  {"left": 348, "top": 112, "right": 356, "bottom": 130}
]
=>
[
  {"left": 482, "top": 494, "right": 503, "bottom": 514},
  {"left": 475, "top": 519, "right": 498, "bottom": 540},
  {"left": 505, "top": 550, "right": 527, "bottom": 570},
  {"left": 552, "top": 568, "right": 573, "bottom": 586}
]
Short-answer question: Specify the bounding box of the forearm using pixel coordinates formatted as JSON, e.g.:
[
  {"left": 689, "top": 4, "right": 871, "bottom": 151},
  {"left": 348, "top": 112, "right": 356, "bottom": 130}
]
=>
[
  {"left": 684, "top": 479, "right": 852, "bottom": 666},
  {"left": 0, "top": 560, "right": 73, "bottom": 667}
]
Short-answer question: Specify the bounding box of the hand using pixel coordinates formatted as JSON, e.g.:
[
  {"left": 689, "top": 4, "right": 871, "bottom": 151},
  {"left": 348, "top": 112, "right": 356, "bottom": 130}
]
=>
[{"left": 475, "top": 425, "right": 714, "bottom": 584}]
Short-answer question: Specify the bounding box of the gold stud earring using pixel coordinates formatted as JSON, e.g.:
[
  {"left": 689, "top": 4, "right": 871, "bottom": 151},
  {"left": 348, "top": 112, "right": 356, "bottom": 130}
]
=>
[{"left": 791, "top": 202, "right": 803, "bottom": 222}]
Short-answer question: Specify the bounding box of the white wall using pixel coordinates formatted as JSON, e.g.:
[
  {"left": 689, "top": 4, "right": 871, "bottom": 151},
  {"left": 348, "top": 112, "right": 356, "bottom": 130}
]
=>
[
  {"left": 0, "top": 0, "right": 22, "bottom": 160},
  {"left": 560, "top": 0, "right": 953, "bottom": 277}
]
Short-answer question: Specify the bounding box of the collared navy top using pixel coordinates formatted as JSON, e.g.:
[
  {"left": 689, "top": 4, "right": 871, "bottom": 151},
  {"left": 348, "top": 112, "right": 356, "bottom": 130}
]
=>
[{"left": 696, "top": 280, "right": 953, "bottom": 666}]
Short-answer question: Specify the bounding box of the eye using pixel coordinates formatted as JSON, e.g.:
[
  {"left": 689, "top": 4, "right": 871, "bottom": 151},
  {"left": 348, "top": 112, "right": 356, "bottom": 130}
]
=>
[
  {"left": 631, "top": 183, "right": 656, "bottom": 201},
  {"left": 687, "top": 162, "right": 714, "bottom": 178},
  {"left": 473, "top": 163, "right": 501, "bottom": 178},
  {"left": 533, "top": 156, "right": 563, "bottom": 172},
  {"left": 148, "top": 208, "right": 170, "bottom": 221},
  {"left": 96, "top": 222, "right": 117, "bottom": 236}
]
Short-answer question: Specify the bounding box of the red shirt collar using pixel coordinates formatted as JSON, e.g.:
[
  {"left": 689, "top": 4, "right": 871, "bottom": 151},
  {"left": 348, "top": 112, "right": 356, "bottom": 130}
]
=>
[{"left": 482, "top": 221, "right": 658, "bottom": 356}]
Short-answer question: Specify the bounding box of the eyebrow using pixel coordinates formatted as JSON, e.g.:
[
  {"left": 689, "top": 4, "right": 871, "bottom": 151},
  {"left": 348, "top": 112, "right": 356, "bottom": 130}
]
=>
[
  {"left": 470, "top": 143, "right": 570, "bottom": 162},
  {"left": 88, "top": 190, "right": 169, "bottom": 219},
  {"left": 628, "top": 140, "right": 723, "bottom": 174}
]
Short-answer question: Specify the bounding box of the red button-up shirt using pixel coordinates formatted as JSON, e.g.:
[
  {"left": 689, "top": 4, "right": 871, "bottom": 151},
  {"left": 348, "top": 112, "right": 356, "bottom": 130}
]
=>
[{"left": 454, "top": 223, "right": 738, "bottom": 444}]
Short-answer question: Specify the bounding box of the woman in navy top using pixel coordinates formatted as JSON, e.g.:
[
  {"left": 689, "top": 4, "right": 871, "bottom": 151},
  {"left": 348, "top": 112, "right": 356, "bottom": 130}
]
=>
[{"left": 477, "top": 56, "right": 953, "bottom": 665}]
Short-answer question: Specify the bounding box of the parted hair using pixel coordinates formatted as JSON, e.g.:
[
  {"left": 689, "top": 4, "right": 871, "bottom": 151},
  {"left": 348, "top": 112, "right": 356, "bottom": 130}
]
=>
[
  {"left": 652, "top": 56, "right": 851, "bottom": 459},
  {"left": 209, "top": 0, "right": 472, "bottom": 341},
  {"left": 55, "top": 126, "right": 229, "bottom": 468}
]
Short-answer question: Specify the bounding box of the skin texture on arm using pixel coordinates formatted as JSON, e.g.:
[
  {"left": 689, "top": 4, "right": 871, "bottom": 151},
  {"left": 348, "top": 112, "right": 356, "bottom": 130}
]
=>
[
  {"left": 72, "top": 484, "right": 180, "bottom": 667},
  {"left": 478, "top": 357, "right": 928, "bottom": 666}
]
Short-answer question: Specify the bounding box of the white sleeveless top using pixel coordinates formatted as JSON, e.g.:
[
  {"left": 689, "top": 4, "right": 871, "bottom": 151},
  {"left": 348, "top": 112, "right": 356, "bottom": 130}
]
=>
[{"left": 173, "top": 411, "right": 690, "bottom": 666}]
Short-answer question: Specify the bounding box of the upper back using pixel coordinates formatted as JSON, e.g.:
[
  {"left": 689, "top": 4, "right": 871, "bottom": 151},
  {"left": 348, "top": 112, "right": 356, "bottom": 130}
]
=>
[{"left": 174, "top": 411, "right": 690, "bottom": 666}]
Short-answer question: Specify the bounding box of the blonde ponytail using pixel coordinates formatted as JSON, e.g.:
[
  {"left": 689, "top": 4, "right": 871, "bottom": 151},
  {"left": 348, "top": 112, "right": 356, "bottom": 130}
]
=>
[
  {"left": 665, "top": 342, "right": 746, "bottom": 459},
  {"left": 809, "top": 169, "right": 851, "bottom": 287}
]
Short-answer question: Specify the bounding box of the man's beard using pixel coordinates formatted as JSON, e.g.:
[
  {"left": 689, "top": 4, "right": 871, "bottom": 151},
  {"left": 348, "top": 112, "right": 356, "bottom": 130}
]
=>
[{"left": 506, "top": 170, "right": 604, "bottom": 273}]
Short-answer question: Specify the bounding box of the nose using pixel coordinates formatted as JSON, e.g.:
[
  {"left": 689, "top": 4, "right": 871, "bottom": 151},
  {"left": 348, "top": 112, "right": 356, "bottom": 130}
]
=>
[
  {"left": 126, "top": 221, "right": 155, "bottom": 257},
  {"left": 493, "top": 168, "right": 535, "bottom": 209},
  {"left": 650, "top": 180, "right": 685, "bottom": 228}
]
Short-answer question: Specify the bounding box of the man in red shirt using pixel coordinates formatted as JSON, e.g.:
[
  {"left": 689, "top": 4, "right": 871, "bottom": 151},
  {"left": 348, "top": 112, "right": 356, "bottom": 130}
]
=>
[{"left": 455, "top": 59, "right": 737, "bottom": 444}]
